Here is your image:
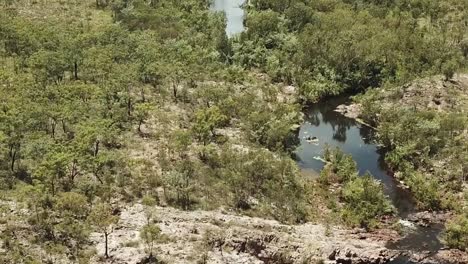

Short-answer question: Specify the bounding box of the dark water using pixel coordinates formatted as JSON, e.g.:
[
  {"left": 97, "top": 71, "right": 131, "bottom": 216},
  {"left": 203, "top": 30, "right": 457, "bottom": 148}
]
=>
[
  {"left": 294, "top": 97, "right": 444, "bottom": 253},
  {"left": 211, "top": 0, "right": 245, "bottom": 37},
  {"left": 295, "top": 97, "right": 416, "bottom": 216}
]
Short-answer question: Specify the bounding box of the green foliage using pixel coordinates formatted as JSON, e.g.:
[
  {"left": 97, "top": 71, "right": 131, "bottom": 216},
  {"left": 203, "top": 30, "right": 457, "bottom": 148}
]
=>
[
  {"left": 341, "top": 174, "right": 393, "bottom": 228},
  {"left": 192, "top": 106, "right": 229, "bottom": 145},
  {"left": 405, "top": 171, "right": 441, "bottom": 210},
  {"left": 235, "top": 0, "right": 468, "bottom": 101},
  {"left": 243, "top": 98, "right": 302, "bottom": 151},
  {"left": 445, "top": 211, "right": 468, "bottom": 251},
  {"left": 55, "top": 192, "right": 90, "bottom": 246},
  {"left": 357, "top": 74, "right": 467, "bottom": 248},
  {"left": 1, "top": 0, "right": 466, "bottom": 258},
  {"left": 140, "top": 223, "right": 161, "bottom": 258},
  {"left": 217, "top": 147, "right": 305, "bottom": 223},
  {"left": 321, "top": 146, "right": 358, "bottom": 184},
  {"left": 134, "top": 102, "right": 156, "bottom": 134},
  {"left": 319, "top": 147, "right": 393, "bottom": 228},
  {"left": 88, "top": 202, "right": 118, "bottom": 258},
  {"left": 358, "top": 87, "right": 467, "bottom": 211}
]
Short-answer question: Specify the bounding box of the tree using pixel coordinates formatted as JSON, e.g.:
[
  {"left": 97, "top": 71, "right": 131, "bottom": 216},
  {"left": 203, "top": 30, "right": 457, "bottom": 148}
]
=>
[
  {"left": 88, "top": 202, "right": 118, "bottom": 258},
  {"left": 341, "top": 174, "right": 394, "bottom": 228},
  {"left": 142, "top": 194, "right": 157, "bottom": 224},
  {"left": 192, "top": 106, "right": 228, "bottom": 145},
  {"left": 442, "top": 58, "right": 458, "bottom": 81},
  {"left": 55, "top": 192, "right": 90, "bottom": 252},
  {"left": 140, "top": 223, "right": 161, "bottom": 259},
  {"left": 165, "top": 159, "right": 197, "bottom": 210},
  {"left": 134, "top": 102, "right": 155, "bottom": 134},
  {"left": 406, "top": 171, "right": 441, "bottom": 210},
  {"left": 445, "top": 211, "right": 468, "bottom": 251}
]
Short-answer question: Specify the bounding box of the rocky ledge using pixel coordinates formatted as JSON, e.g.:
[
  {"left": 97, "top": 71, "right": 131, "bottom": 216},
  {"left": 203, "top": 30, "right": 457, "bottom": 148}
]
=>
[
  {"left": 88, "top": 203, "right": 467, "bottom": 264},
  {"left": 90, "top": 203, "right": 403, "bottom": 264}
]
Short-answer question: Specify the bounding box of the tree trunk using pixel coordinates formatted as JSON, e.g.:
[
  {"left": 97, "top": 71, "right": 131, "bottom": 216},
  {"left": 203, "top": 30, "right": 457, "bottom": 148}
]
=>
[
  {"left": 50, "top": 118, "right": 56, "bottom": 139},
  {"left": 69, "top": 160, "right": 78, "bottom": 184},
  {"left": 94, "top": 140, "right": 100, "bottom": 157},
  {"left": 172, "top": 80, "right": 178, "bottom": 101},
  {"left": 104, "top": 232, "right": 109, "bottom": 258},
  {"left": 138, "top": 120, "right": 143, "bottom": 134},
  {"left": 127, "top": 97, "right": 132, "bottom": 116},
  {"left": 94, "top": 171, "right": 104, "bottom": 184},
  {"left": 140, "top": 88, "right": 146, "bottom": 102},
  {"left": 62, "top": 120, "right": 67, "bottom": 135},
  {"left": 74, "top": 61, "right": 78, "bottom": 80},
  {"left": 9, "top": 145, "right": 17, "bottom": 172}
]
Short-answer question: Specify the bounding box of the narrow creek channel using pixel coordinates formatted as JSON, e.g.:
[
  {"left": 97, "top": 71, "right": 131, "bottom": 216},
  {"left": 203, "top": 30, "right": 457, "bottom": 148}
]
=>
[
  {"left": 211, "top": 1, "right": 444, "bottom": 262},
  {"left": 211, "top": 0, "right": 245, "bottom": 37},
  {"left": 294, "top": 97, "right": 444, "bottom": 257}
]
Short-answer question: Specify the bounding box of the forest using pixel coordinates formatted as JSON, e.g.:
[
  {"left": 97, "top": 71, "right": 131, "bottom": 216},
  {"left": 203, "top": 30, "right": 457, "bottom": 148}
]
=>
[{"left": 0, "top": 0, "right": 467, "bottom": 263}]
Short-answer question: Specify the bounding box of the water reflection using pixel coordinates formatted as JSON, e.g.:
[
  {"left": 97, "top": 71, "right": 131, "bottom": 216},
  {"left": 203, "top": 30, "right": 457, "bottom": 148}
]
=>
[
  {"left": 294, "top": 96, "right": 415, "bottom": 216},
  {"left": 295, "top": 96, "right": 445, "bottom": 253}
]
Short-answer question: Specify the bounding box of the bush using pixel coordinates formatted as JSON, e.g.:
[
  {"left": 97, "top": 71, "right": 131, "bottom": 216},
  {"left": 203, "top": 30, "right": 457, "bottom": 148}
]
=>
[
  {"left": 322, "top": 146, "right": 358, "bottom": 183},
  {"left": 406, "top": 171, "right": 441, "bottom": 210},
  {"left": 445, "top": 212, "right": 468, "bottom": 251},
  {"left": 341, "top": 174, "right": 394, "bottom": 228}
]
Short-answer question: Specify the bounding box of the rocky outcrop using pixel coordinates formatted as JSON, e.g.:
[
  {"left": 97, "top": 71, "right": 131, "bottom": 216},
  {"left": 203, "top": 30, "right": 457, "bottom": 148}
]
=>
[
  {"left": 335, "top": 104, "right": 362, "bottom": 120},
  {"left": 327, "top": 248, "right": 396, "bottom": 264},
  {"left": 89, "top": 203, "right": 402, "bottom": 264},
  {"left": 399, "top": 74, "right": 468, "bottom": 112},
  {"left": 406, "top": 211, "right": 451, "bottom": 227}
]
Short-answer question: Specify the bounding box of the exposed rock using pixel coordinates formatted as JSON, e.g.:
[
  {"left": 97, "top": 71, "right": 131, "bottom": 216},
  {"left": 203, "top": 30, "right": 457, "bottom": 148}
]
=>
[
  {"left": 384, "top": 74, "right": 468, "bottom": 113},
  {"left": 283, "top": 85, "right": 297, "bottom": 95},
  {"left": 331, "top": 247, "right": 396, "bottom": 264},
  {"left": 335, "top": 104, "right": 362, "bottom": 119},
  {"left": 278, "top": 85, "right": 298, "bottom": 103},
  {"left": 406, "top": 211, "right": 451, "bottom": 226},
  {"left": 398, "top": 219, "right": 417, "bottom": 229},
  {"left": 89, "top": 203, "right": 403, "bottom": 263}
]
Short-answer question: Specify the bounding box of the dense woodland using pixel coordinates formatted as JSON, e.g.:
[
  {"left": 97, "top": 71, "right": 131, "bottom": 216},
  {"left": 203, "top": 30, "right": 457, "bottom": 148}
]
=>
[{"left": 0, "top": 0, "right": 467, "bottom": 262}]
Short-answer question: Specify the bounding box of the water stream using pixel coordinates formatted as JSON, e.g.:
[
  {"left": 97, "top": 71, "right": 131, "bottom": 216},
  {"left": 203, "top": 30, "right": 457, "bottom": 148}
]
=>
[
  {"left": 294, "top": 97, "right": 444, "bottom": 257},
  {"left": 211, "top": 0, "right": 245, "bottom": 37},
  {"left": 211, "top": 1, "right": 444, "bottom": 260},
  {"left": 295, "top": 97, "right": 416, "bottom": 216}
]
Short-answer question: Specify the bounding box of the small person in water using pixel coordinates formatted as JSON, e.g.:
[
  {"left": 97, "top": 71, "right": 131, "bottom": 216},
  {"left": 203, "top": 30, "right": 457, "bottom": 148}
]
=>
[{"left": 305, "top": 136, "right": 319, "bottom": 143}]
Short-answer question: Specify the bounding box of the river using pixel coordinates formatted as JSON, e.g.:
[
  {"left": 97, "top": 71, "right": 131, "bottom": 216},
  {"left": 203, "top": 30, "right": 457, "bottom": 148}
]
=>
[
  {"left": 211, "top": 0, "right": 245, "bottom": 37},
  {"left": 294, "top": 97, "right": 444, "bottom": 258},
  {"left": 211, "top": 1, "right": 444, "bottom": 261},
  {"left": 294, "top": 97, "right": 416, "bottom": 216}
]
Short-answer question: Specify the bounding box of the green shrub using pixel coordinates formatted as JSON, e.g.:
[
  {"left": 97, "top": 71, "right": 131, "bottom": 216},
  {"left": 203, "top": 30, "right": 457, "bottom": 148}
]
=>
[
  {"left": 322, "top": 146, "right": 358, "bottom": 183},
  {"left": 406, "top": 171, "right": 441, "bottom": 210},
  {"left": 445, "top": 212, "right": 468, "bottom": 251},
  {"left": 341, "top": 174, "right": 394, "bottom": 228}
]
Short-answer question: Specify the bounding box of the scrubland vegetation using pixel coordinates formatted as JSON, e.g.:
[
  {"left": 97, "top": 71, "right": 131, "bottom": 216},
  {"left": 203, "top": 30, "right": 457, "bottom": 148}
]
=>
[{"left": 0, "top": 0, "right": 467, "bottom": 261}]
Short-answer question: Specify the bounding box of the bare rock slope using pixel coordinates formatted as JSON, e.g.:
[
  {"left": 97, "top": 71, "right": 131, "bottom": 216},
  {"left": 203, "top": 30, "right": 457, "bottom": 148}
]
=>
[{"left": 91, "top": 203, "right": 399, "bottom": 264}]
